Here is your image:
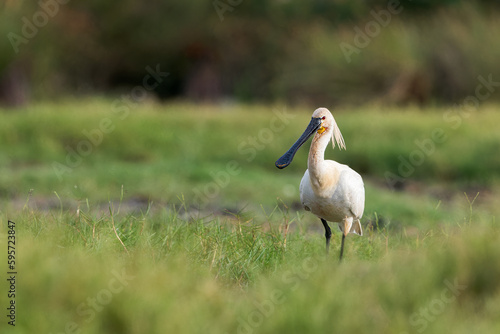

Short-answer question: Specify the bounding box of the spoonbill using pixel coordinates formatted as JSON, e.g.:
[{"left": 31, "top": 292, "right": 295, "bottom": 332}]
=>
[{"left": 275, "top": 108, "right": 364, "bottom": 260}]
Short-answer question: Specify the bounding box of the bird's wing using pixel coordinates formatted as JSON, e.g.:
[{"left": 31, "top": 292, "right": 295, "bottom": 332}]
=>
[{"left": 344, "top": 169, "right": 365, "bottom": 219}]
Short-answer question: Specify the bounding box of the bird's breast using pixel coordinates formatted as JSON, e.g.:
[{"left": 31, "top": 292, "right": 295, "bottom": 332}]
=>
[{"left": 300, "top": 168, "right": 357, "bottom": 223}]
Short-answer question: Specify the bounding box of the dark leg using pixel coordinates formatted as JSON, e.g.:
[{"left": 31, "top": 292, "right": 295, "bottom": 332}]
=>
[
  {"left": 321, "top": 218, "right": 331, "bottom": 254},
  {"left": 339, "top": 233, "right": 346, "bottom": 261}
]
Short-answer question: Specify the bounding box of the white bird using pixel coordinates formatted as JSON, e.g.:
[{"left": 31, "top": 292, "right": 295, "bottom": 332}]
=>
[{"left": 275, "top": 107, "right": 365, "bottom": 260}]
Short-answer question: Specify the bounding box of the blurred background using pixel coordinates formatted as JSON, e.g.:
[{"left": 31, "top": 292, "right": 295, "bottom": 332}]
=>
[
  {"left": 2, "top": 2, "right": 500, "bottom": 333},
  {"left": 2, "top": 0, "right": 500, "bottom": 107}
]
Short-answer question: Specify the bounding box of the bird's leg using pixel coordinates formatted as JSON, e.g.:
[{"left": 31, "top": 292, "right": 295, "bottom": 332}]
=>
[
  {"left": 339, "top": 217, "right": 350, "bottom": 261},
  {"left": 321, "top": 218, "right": 331, "bottom": 255},
  {"left": 339, "top": 233, "right": 346, "bottom": 261}
]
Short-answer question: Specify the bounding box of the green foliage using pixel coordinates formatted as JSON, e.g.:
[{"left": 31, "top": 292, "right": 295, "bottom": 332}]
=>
[{"left": 2, "top": 1, "right": 500, "bottom": 103}]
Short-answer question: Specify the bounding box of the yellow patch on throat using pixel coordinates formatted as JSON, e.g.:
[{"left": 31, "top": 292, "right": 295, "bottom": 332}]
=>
[{"left": 317, "top": 126, "right": 326, "bottom": 134}]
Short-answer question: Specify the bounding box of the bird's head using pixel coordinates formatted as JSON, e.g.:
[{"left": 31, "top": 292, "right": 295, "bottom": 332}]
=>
[
  {"left": 275, "top": 107, "right": 345, "bottom": 169},
  {"left": 311, "top": 107, "right": 332, "bottom": 135},
  {"left": 311, "top": 108, "right": 346, "bottom": 150}
]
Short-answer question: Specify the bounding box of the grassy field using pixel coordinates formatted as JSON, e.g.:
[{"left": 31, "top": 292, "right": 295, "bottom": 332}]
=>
[{"left": 1, "top": 100, "right": 500, "bottom": 333}]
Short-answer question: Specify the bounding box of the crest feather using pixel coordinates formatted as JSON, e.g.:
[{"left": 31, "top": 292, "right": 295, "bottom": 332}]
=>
[{"left": 331, "top": 116, "right": 346, "bottom": 150}]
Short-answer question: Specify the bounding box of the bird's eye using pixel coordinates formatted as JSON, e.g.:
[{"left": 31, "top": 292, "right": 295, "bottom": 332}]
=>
[{"left": 322, "top": 116, "right": 326, "bottom": 120}]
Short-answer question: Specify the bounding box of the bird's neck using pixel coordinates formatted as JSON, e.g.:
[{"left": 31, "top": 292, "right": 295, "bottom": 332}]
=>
[{"left": 307, "top": 131, "right": 339, "bottom": 193}]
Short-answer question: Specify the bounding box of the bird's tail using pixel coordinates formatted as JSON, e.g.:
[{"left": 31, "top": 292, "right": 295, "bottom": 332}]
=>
[
  {"left": 351, "top": 219, "right": 363, "bottom": 236},
  {"left": 340, "top": 218, "right": 363, "bottom": 236}
]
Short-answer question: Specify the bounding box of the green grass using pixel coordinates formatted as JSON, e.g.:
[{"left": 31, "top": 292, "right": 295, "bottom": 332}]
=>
[
  {"left": 1, "top": 100, "right": 500, "bottom": 333},
  {"left": 0, "top": 99, "right": 499, "bottom": 226},
  {"left": 1, "top": 204, "right": 499, "bottom": 334}
]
